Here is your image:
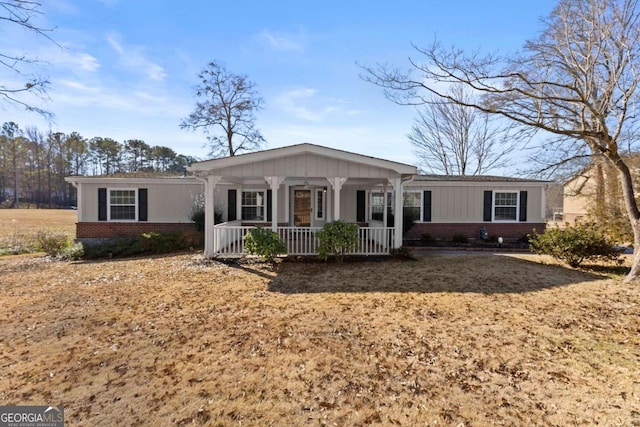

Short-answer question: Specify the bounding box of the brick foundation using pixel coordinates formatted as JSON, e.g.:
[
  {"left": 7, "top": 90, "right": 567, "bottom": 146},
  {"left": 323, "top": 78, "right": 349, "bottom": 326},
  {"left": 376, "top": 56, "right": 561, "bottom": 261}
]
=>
[
  {"left": 76, "top": 222, "right": 197, "bottom": 239},
  {"left": 405, "top": 222, "right": 546, "bottom": 241}
]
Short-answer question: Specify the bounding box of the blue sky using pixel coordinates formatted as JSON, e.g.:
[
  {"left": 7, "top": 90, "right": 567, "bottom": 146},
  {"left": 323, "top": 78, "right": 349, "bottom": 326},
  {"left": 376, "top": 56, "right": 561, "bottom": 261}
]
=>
[{"left": 1, "top": 0, "right": 558, "bottom": 168}]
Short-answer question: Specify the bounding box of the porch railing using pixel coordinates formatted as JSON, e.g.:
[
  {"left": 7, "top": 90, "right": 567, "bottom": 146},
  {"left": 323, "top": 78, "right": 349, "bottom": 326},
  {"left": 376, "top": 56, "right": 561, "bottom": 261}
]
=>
[
  {"left": 212, "top": 223, "right": 394, "bottom": 256},
  {"left": 277, "top": 227, "right": 321, "bottom": 255}
]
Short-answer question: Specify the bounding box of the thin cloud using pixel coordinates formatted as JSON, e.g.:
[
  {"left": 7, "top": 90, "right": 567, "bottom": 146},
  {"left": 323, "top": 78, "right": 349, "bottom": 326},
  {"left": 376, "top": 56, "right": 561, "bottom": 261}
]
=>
[
  {"left": 274, "top": 87, "right": 321, "bottom": 121},
  {"left": 257, "top": 29, "right": 305, "bottom": 52},
  {"left": 106, "top": 34, "right": 124, "bottom": 54},
  {"left": 133, "top": 91, "right": 166, "bottom": 103},
  {"left": 45, "top": 48, "right": 100, "bottom": 72},
  {"left": 274, "top": 87, "right": 361, "bottom": 122},
  {"left": 58, "top": 79, "right": 100, "bottom": 93},
  {"left": 106, "top": 33, "right": 167, "bottom": 81}
]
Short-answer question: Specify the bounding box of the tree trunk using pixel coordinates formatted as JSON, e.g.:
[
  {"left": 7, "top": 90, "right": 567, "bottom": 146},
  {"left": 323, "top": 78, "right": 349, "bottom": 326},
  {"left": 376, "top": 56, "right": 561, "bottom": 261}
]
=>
[
  {"left": 627, "top": 220, "right": 640, "bottom": 283},
  {"left": 12, "top": 145, "right": 18, "bottom": 208},
  {"left": 610, "top": 153, "right": 640, "bottom": 283},
  {"left": 594, "top": 158, "right": 605, "bottom": 213}
]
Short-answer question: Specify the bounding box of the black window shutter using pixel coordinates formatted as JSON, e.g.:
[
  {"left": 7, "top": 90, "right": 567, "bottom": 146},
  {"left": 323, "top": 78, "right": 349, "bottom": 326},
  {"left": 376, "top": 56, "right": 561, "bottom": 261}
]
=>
[
  {"left": 267, "top": 190, "right": 272, "bottom": 222},
  {"left": 98, "top": 188, "right": 107, "bottom": 221},
  {"left": 228, "top": 189, "right": 237, "bottom": 221},
  {"left": 356, "top": 190, "right": 366, "bottom": 222},
  {"left": 423, "top": 190, "right": 432, "bottom": 222},
  {"left": 138, "top": 188, "right": 148, "bottom": 221},
  {"left": 483, "top": 191, "right": 493, "bottom": 222},
  {"left": 519, "top": 191, "right": 528, "bottom": 222}
]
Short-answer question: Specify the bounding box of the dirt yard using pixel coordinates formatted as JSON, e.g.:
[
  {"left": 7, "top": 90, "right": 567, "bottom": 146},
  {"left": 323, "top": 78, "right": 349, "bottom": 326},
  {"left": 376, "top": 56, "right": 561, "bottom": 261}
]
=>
[{"left": 0, "top": 248, "right": 638, "bottom": 426}]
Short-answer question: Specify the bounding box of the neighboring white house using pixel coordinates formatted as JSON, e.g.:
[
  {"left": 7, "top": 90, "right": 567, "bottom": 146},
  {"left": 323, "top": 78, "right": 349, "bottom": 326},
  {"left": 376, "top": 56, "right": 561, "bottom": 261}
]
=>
[{"left": 66, "top": 143, "right": 548, "bottom": 256}]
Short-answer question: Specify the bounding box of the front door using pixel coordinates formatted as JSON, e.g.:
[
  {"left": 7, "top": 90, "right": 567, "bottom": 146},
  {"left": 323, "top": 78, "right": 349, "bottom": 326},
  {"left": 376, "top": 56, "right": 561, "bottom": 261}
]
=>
[{"left": 294, "top": 189, "right": 311, "bottom": 226}]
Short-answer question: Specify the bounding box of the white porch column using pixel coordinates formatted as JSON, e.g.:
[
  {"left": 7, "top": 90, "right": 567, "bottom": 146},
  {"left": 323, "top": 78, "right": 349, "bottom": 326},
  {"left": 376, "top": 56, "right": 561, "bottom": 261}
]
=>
[
  {"left": 392, "top": 177, "right": 403, "bottom": 248},
  {"left": 327, "top": 177, "right": 347, "bottom": 221},
  {"left": 204, "top": 175, "right": 222, "bottom": 258},
  {"left": 265, "top": 176, "right": 285, "bottom": 231},
  {"left": 326, "top": 184, "right": 333, "bottom": 222},
  {"left": 382, "top": 182, "right": 388, "bottom": 227}
]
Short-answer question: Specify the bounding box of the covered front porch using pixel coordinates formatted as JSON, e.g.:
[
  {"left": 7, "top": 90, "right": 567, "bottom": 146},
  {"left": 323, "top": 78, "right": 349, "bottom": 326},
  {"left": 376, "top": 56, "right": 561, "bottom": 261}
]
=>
[
  {"left": 212, "top": 224, "right": 394, "bottom": 256},
  {"left": 187, "top": 144, "right": 417, "bottom": 258}
]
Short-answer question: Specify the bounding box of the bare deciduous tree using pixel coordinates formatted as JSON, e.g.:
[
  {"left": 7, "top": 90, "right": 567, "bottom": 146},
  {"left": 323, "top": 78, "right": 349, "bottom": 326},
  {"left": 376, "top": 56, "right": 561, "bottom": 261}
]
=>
[
  {"left": 363, "top": 0, "right": 640, "bottom": 283},
  {"left": 180, "top": 61, "right": 265, "bottom": 158},
  {"left": 0, "top": 0, "right": 56, "bottom": 116},
  {"left": 409, "top": 84, "right": 518, "bottom": 175}
]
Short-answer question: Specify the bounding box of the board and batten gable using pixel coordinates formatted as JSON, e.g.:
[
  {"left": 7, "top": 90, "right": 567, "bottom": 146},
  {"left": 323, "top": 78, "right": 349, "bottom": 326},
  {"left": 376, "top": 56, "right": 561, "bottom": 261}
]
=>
[{"left": 196, "top": 152, "right": 406, "bottom": 180}]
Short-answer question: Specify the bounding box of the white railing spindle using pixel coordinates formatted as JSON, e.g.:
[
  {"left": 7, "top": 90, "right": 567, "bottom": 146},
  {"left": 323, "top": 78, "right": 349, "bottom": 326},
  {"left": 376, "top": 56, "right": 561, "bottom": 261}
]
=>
[{"left": 212, "top": 224, "right": 395, "bottom": 256}]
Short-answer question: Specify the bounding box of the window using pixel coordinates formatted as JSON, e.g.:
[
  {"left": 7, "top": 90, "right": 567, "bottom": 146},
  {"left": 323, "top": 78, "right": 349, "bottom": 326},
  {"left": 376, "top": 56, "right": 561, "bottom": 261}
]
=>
[
  {"left": 494, "top": 191, "right": 518, "bottom": 221},
  {"left": 241, "top": 190, "right": 265, "bottom": 221},
  {"left": 315, "top": 188, "right": 325, "bottom": 220},
  {"left": 403, "top": 192, "right": 421, "bottom": 222},
  {"left": 370, "top": 191, "right": 393, "bottom": 221},
  {"left": 109, "top": 189, "right": 136, "bottom": 220}
]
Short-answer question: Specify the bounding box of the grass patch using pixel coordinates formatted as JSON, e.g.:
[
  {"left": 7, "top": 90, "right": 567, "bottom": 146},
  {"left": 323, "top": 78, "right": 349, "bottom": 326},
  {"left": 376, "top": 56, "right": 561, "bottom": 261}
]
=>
[
  {"left": 0, "top": 253, "right": 638, "bottom": 425},
  {"left": 0, "top": 209, "right": 76, "bottom": 255}
]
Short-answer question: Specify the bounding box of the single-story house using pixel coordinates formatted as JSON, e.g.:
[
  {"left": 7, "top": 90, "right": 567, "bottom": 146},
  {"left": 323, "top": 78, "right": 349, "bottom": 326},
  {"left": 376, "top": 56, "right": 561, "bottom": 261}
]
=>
[{"left": 66, "top": 143, "right": 548, "bottom": 257}]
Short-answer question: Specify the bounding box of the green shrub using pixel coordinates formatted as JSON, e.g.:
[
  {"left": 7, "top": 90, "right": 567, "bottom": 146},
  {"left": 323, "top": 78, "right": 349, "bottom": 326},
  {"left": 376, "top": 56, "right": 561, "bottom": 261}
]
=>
[
  {"left": 451, "top": 233, "right": 469, "bottom": 244},
  {"left": 82, "top": 237, "right": 142, "bottom": 259},
  {"left": 59, "top": 242, "right": 84, "bottom": 260},
  {"left": 528, "top": 222, "right": 622, "bottom": 268},
  {"left": 141, "top": 232, "right": 177, "bottom": 253},
  {"left": 82, "top": 230, "right": 202, "bottom": 260},
  {"left": 37, "top": 231, "right": 71, "bottom": 257},
  {"left": 141, "top": 231, "right": 202, "bottom": 254},
  {"left": 317, "top": 220, "right": 359, "bottom": 262},
  {"left": 244, "top": 226, "right": 287, "bottom": 262}
]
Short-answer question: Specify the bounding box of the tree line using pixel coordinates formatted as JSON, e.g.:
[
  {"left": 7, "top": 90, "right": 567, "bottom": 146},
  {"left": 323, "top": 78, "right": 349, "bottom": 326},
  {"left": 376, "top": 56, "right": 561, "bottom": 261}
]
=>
[{"left": 0, "top": 121, "right": 198, "bottom": 208}]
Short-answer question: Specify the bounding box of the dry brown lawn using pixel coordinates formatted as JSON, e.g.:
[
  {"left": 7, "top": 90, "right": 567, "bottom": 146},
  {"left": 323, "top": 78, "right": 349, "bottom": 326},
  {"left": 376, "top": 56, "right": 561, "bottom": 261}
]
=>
[
  {"left": 1, "top": 245, "right": 639, "bottom": 426},
  {"left": 0, "top": 209, "right": 76, "bottom": 252}
]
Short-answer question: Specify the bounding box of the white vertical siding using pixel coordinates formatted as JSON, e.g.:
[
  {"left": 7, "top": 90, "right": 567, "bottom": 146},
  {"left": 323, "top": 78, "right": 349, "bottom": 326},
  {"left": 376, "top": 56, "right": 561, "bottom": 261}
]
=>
[
  {"left": 78, "top": 181, "right": 203, "bottom": 222},
  {"left": 410, "top": 183, "right": 545, "bottom": 223}
]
